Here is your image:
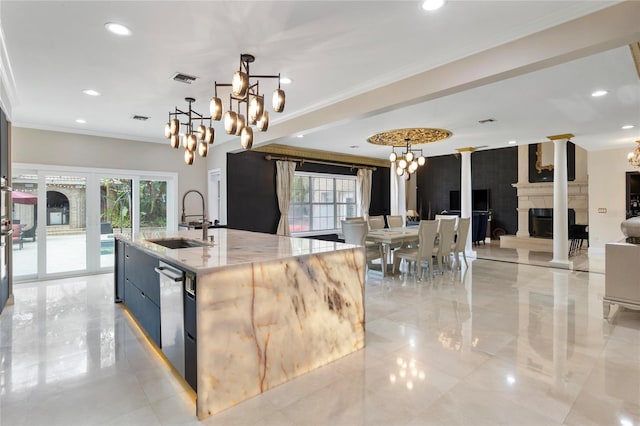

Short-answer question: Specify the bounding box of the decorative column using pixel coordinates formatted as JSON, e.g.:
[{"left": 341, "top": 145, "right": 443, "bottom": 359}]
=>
[
  {"left": 549, "top": 133, "right": 573, "bottom": 269},
  {"left": 457, "top": 147, "right": 475, "bottom": 257},
  {"left": 516, "top": 144, "right": 530, "bottom": 237}
]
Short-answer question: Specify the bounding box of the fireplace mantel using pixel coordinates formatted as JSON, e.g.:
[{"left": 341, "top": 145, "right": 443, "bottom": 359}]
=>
[{"left": 511, "top": 180, "right": 588, "bottom": 237}]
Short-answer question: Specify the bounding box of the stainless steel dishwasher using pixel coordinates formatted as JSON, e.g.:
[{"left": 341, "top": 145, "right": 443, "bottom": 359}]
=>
[{"left": 155, "top": 262, "right": 185, "bottom": 377}]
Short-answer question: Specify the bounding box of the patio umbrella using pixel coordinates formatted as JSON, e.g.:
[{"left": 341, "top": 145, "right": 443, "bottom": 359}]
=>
[{"left": 12, "top": 191, "right": 37, "bottom": 205}]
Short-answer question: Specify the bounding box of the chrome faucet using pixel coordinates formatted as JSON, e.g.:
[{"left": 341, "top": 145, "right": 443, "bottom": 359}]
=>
[{"left": 181, "top": 189, "right": 210, "bottom": 241}]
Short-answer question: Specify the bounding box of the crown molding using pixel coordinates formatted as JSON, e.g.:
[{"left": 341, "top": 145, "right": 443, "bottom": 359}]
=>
[{"left": 253, "top": 144, "right": 389, "bottom": 168}]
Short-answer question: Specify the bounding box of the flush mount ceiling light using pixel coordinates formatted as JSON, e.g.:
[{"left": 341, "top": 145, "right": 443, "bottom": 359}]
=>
[
  {"left": 82, "top": 89, "right": 100, "bottom": 96},
  {"left": 208, "top": 53, "right": 286, "bottom": 150},
  {"left": 422, "top": 0, "right": 446, "bottom": 11},
  {"left": 104, "top": 22, "right": 131, "bottom": 36},
  {"left": 75, "top": 118, "right": 86, "bottom": 124},
  {"left": 591, "top": 90, "right": 608, "bottom": 97},
  {"left": 164, "top": 97, "right": 214, "bottom": 165},
  {"left": 368, "top": 128, "right": 452, "bottom": 179}
]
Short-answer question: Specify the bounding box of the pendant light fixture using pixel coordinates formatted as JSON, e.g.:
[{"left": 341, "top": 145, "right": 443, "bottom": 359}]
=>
[
  {"left": 209, "top": 53, "right": 286, "bottom": 150},
  {"left": 164, "top": 97, "right": 214, "bottom": 165}
]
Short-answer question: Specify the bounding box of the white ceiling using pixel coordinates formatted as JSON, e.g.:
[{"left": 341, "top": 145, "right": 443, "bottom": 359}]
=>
[{"left": 1, "top": 0, "right": 639, "bottom": 160}]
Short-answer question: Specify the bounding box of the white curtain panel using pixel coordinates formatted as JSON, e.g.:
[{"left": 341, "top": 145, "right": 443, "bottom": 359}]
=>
[
  {"left": 276, "top": 160, "right": 296, "bottom": 236},
  {"left": 356, "top": 168, "right": 372, "bottom": 220}
]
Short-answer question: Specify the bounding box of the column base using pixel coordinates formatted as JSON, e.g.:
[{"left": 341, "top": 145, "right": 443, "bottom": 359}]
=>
[{"left": 549, "top": 259, "right": 572, "bottom": 269}]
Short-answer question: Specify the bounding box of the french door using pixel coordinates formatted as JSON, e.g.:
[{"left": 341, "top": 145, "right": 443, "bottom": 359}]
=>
[{"left": 12, "top": 164, "right": 176, "bottom": 281}]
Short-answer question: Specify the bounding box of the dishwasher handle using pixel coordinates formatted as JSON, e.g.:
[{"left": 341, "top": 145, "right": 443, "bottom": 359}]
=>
[{"left": 155, "top": 266, "right": 183, "bottom": 282}]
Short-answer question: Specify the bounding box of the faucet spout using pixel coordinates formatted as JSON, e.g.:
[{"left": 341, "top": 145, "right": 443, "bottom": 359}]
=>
[{"left": 181, "top": 189, "right": 209, "bottom": 240}]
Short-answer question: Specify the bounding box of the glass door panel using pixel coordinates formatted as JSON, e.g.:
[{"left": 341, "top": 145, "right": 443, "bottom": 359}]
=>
[
  {"left": 100, "top": 178, "right": 132, "bottom": 268},
  {"left": 11, "top": 172, "right": 39, "bottom": 278},
  {"left": 139, "top": 179, "right": 167, "bottom": 232},
  {"left": 45, "top": 175, "right": 87, "bottom": 274}
]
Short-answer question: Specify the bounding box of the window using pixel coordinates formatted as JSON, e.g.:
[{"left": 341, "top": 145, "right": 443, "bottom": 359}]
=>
[{"left": 289, "top": 172, "right": 358, "bottom": 234}]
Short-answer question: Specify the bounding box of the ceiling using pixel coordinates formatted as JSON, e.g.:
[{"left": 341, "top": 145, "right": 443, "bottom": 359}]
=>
[{"left": 1, "top": 0, "right": 639, "bottom": 161}]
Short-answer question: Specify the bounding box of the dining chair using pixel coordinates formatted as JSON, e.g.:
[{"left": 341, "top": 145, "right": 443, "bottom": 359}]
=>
[
  {"left": 386, "top": 215, "right": 404, "bottom": 228},
  {"left": 435, "top": 218, "right": 456, "bottom": 272},
  {"left": 435, "top": 214, "right": 459, "bottom": 233},
  {"left": 344, "top": 216, "right": 365, "bottom": 222},
  {"left": 367, "top": 215, "right": 385, "bottom": 230},
  {"left": 451, "top": 217, "right": 470, "bottom": 268},
  {"left": 392, "top": 220, "right": 438, "bottom": 279},
  {"left": 341, "top": 220, "right": 384, "bottom": 273}
]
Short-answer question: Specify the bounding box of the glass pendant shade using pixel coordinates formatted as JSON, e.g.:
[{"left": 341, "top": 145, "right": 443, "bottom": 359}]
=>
[
  {"left": 234, "top": 114, "right": 245, "bottom": 136},
  {"left": 184, "top": 149, "right": 194, "bottom": 165},
  {"left": 186, "top": 133, "right": 197, "bottom": 151},
  {"left": 272, "top": 88, "right": 285, "bottom": 113},
  {"left": 224, "top": 111, "right": 238, "bottom": 134},
  {"left": 170, "top": 118, "right": 180, "bottom": 136},
  {"left": 389, "top": 152, "right": 397, "bottom": 162},
  {"left": 409, "top": 161, "right": 418, "bottom": 173},
  {"left": 164, "top": 123, "right": 171, "bottom": 139},
  {"left": 257, "top": 111, "right": 269, "bottom": 131},
  {"left": 417, "top": 156, "right": 426, "bottom": 166},
  {"left": 198, "top": 141, "right": 208, "bottom": 157},
  {"left": 241, "top": 126, "right": 254, "bottom": 150},
  {"left": 396, "top": 166, "right": 404, "bottom": 176},
  {"left": 249, "top": 96, "right": 264, "bottom": 123},
  {"left": 204, "top": 127, "right": 214, "bottom": 144},
  {"left": 210, "top": 97, "right": 223, "bottom": 121},
  {"left": 232, "top": 71, "right": 249, "bottom": 97},
  {"left": 170, "top": 134, "right": 180, "bottom": 149},
  {"left": 406, "top": 151, "right": 414, "bottom": 162},
  {"left": 197, "top": 124, "right": 206, "bottom": 140},
  {"left": 398, "top": 159, "right": 407, "bottom": 169}
]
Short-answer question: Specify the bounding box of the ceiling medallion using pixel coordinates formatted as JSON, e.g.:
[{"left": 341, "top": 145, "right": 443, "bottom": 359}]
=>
[{"left": 366, "top": 128, "right": 453, "bottom": 146}]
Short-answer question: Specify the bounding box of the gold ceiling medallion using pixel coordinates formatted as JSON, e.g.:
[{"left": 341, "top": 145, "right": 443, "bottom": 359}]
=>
[{"left": 366, "top": 128, "right": 452, "bottom": 146}]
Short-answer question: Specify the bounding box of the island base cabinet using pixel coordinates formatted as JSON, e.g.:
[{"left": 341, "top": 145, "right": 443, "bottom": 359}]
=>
[
  {"left": 185, "top": 331, "right": 197, "bottom": 391},
  {"left": 124, "top": 278, "right": 161, "bottom": 346}
]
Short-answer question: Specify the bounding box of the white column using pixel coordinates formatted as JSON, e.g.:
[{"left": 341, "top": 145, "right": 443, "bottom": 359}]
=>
[
  {"left": 516, "top": 144, "right": 530, "bottom": 237},
  {"left": 458, "top": 148, "right": 475, "bottom": 257},
  {"left": 390, "top": 162, "right": 398, "bottom": 216},
  {"left": 550, "top": 138, "right": 571, "bottom": 269}
]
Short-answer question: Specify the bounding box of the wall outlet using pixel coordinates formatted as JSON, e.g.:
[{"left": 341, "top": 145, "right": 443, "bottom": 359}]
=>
[{"left": 597, "top": 208, "right": 607, "bottom": 214}]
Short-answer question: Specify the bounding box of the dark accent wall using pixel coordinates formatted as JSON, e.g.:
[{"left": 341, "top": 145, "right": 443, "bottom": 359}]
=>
[
  {"left": 227, "top": 150, "right": 390, "bottom": 233},
  {"left": 528, "top": 142, "right": 575, "bottom": 183},
  {"left": 416, "top": 146, "right": 518, "bottom": 236}
]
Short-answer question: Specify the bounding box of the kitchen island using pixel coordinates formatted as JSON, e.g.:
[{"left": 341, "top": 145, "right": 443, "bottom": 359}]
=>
[{"left": 114, "top": 228, "right": 365, "bottom": 419}]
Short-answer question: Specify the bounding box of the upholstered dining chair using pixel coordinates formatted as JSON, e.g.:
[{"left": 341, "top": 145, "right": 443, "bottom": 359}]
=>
[
  {"left": 435, "top": 214, "right": 459, "bottom": 232},
  {"left": 451, "top": 217, "right": 470, "bottom": 268},
  {"left": 435, "top": 218, "right": 456, "bottom": 272},
  {"left": 341, "top": 220, "right": 384, "bottom": 273},
  {"left": 392, "top": 220, "right": 438, "bottom": 279},
  {"left": 367, "top": 215, "right": 385, "bottom": 230},
  {"left": 386, "top": 215, "right": 404, "bottom": 228}
]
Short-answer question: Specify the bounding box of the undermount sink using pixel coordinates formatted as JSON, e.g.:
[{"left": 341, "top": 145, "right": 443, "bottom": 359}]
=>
[{"left": 148, "top": 238, "right": 209, "bottom": 249}]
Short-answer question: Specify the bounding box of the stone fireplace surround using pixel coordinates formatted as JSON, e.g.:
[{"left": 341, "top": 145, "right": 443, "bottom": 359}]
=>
[{"left": 500, "top": 181, "right": 588, "bottom": 251}]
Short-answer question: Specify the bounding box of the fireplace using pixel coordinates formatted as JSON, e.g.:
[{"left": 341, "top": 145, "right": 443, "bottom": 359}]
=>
[{"left": 529, "top": 208, "right": 575, "bottom": 238}]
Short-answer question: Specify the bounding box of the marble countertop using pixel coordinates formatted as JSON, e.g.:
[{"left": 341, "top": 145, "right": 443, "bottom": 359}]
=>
[{"left": 115, "top": 229, "right": 358, "bottom": 273}]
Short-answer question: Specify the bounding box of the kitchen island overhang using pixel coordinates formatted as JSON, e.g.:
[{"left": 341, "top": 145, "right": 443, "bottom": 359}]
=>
[{"left": 115, "top": 229, "right": 365, "bottom": 419}]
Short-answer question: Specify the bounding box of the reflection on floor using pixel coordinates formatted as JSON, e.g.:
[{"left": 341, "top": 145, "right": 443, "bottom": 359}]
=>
[{"left": 1, "top": 256, "right": 638, "bottom": 425}]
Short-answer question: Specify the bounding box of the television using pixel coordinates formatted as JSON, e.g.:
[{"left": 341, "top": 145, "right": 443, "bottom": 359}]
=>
[{"left": 449, "top": 189, "right": 490, "bottom": 212}]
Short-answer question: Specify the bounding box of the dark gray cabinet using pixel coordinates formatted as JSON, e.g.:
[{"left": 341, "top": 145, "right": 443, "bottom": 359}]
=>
[
  {"left": 184, "top": 285, "right": 197, "bottom": 391},
  {"left": 120, "top": 242, "right": 161, "bottom": 346},
  {"left": 114, "top": 239, "right": 125, "bottom": 302}
]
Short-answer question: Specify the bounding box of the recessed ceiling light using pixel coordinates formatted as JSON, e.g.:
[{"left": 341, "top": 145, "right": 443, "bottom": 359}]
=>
[
  {"left": 105, "top": 22, "right": 131, "bottom": 36},
  {"left": 422, "top": 0, "right": 445, "bottom": 11},
  {"left": 508, "top": 140, "right": 517, "bottom": 145},
  {"left": 279, "top": 77, "right": 292, "bottom": 85},
  {"left": 75, "top": 119, "right": 86, "bottom": 124},
  {"left": 82, "top": 89, "right": 100, "bottom": 96},
  {"left": 297, "top": 134, "right": 304, "bottom": 138},
  {"left": 591, "top": 90, "right": 608, "bottom": 97},
  {"left": 622, "top": 125, "right": 635, "bottom": 130}
]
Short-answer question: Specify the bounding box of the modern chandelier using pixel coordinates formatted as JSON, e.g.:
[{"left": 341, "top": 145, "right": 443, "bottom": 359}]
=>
[
  {"left": 389, "top": 139, "right": 427, "bottom": 176},
  {"left": 628, "top": 140, "right": 640, "bottom": 167},
  {"left": 210, "top": 53, "right": 285, "bottom": 150},
  {"left": 164, "top": 53, "right": 285, "bottom": 165},
  {"left": 164, "top": 97, "right": 214, "bottom": 165}
]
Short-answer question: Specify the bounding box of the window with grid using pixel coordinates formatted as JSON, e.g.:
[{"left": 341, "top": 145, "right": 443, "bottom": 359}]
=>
[{"left": 289, "top": 172, "right": 358, "bottom": 234}]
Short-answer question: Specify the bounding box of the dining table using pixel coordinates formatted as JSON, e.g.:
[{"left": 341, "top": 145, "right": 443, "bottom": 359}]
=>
[{"left": 366, "top": 226, "right": 420, "bottom": 275}]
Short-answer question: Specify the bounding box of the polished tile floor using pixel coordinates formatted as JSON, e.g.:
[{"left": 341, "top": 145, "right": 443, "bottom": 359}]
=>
[{"left": 1, "top": 255, "right": 639, "bottom": 425}]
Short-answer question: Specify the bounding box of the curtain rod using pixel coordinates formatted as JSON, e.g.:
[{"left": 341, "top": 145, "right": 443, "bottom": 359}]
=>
[{"left": 264, "top": 154, "right": 377, "bottom": 171}]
